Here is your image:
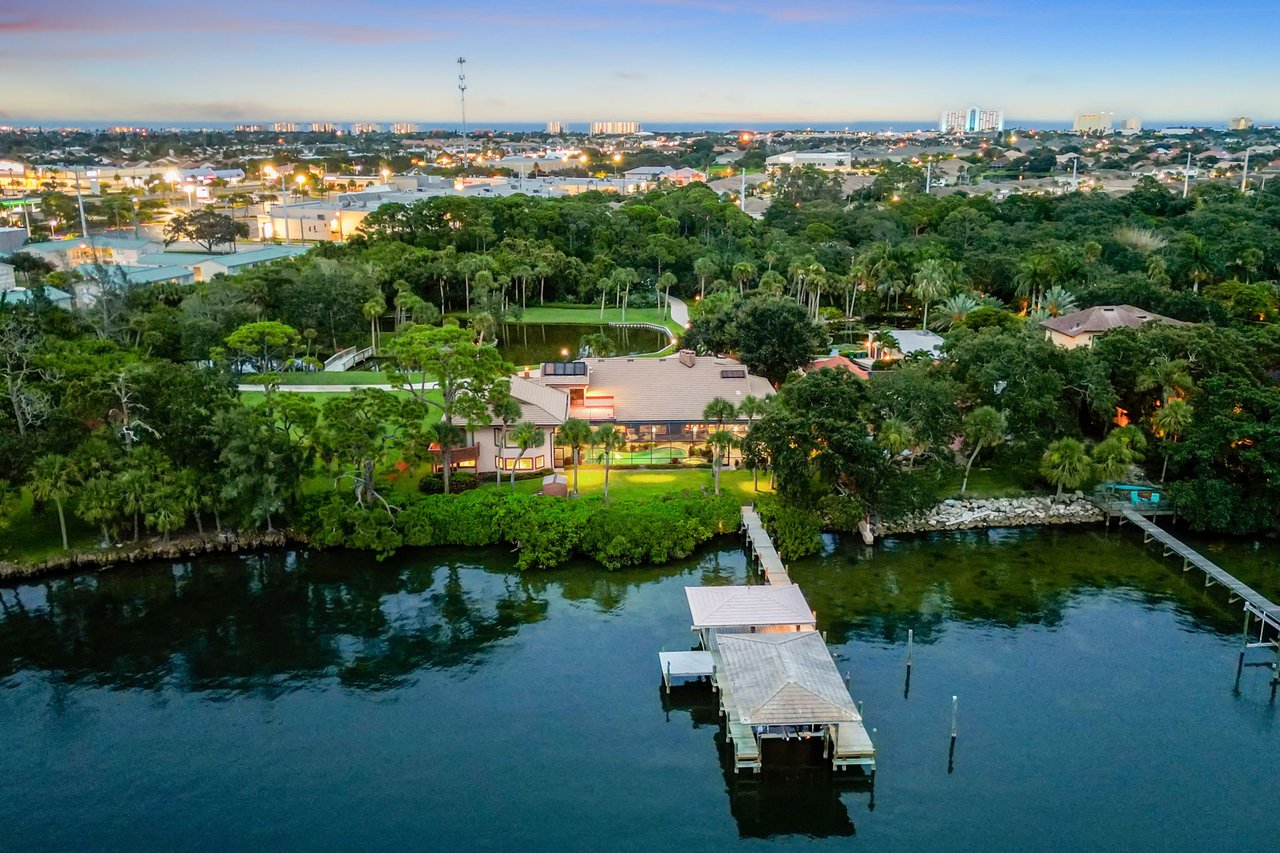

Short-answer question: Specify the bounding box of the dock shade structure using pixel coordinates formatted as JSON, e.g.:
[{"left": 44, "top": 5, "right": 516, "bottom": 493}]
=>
[
  {"left": 714, "top": 632, "right": 876, "bottom": 772},
  {"left": 684, "top": 585, "right": 816, "bottom": 642}
]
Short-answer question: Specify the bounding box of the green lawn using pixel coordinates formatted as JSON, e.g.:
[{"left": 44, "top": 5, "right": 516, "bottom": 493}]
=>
[
  {"left": 516, "top": 304, "right": 683, "bottom": 336},
  {"left": 1, "top": 491, "right": 101, "bottom": 566},
  {"left": 240, "top": 371, "right": 427, "bottom": 386},
  {"left": 935, "top": 460, "right": 1037, "bottom": 499},
  {"left": 487, "top": 466, "right": 771, "bottom": 503}
]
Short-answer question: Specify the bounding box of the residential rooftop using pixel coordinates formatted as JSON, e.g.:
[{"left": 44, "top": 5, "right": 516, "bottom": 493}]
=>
[{"left": 1040, "top": 304, "right": 1185, "bottom": 337}]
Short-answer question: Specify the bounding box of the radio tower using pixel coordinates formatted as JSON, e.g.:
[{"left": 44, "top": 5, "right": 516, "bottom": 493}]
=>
[{"left": 457, "top": 56, "right": 468, "bottom": 170}]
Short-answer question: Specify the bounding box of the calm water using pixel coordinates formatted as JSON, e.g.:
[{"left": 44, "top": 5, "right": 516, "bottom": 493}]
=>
[
  {"left": 2, "top": 527, "right": 1279, "bottom": 850},
  {"left": 496, "top": 322, "right": 670, "bottom": 366}
]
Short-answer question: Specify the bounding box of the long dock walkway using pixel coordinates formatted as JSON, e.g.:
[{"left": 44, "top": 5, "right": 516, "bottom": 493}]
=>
[
  {"left": 1120, "top": 507, "right": 1280, "bottom": 634},
  {"left": 740, "top": 507, "right": 791, "bottom": 586}
]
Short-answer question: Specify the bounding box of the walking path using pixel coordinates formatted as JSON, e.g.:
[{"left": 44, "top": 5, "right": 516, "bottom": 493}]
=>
[{"left": 668, "top": 296, "right": 690, "bottom": 328}]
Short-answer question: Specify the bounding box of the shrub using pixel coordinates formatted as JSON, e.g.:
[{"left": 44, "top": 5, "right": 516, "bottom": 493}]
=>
[
  {"left": 756, "top": 497, "right": 823, "bottom": 560},
  {"left": 417, "top": 472, "right": 482, "bottom": 494}
]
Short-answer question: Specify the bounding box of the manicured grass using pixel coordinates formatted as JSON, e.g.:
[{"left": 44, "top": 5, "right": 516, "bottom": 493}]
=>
[
  {"left": 516, "top": 304, "right": 683, "bottom": 336},
  {"left": 240, "top": 371, "right": 427, "bottom": 386},
  {"left": 1, "top": 491, "right": 101, "bottom": 565},
  {"left": 488, "top": 466, "right": 771, "bottom": 503},
  {"left": 935, "top": 460, "right": 1038, "bottom": 499}
]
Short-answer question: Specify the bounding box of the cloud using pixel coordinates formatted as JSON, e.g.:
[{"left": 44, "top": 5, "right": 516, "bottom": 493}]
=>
[{"left": 613, "top": 71, "right": 646, "bottom": 80}]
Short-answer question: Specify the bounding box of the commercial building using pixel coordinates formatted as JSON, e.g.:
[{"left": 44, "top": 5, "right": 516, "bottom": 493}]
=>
[
  {"left": 764, "top": 151, "right": 855, "bottom": 171},
  {"left": 273, "top": 122, "right": 298, "bottom": 133},
  {"left": 546, "top": 121, "right": 565, "bottom": 135},
  {"left": 350, "top": 122, "right": 382, "bottom": 134},
  {"left": 234, "top": 124, "right": 263, "bottom": 132},
  {"left": 391, "top": 122, "right": 419, "bottom": 134},
  {"left": 590, "top": 121, "right": 639, "bottom": 136},
  {"left": 310, "top": 122, "right": 336, "bottom": 133},
  {"left": 1073, "top": 112, "right": 1114, "bottom": 133},
  {"left": 1228, "top": 116, "right": 1254, "bottom": 131}
]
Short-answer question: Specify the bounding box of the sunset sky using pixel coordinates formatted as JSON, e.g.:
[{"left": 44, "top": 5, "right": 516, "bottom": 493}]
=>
[{"left": 1, "top": 0, "right": 1275, "bottom": 126}]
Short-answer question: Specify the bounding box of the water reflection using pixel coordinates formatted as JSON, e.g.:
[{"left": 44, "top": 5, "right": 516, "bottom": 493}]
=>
[
  {"left": 661, "top": 684, "right": 869, "bottom": 839},
  {"left": 0, "top": 550, "right": 552, "bottom": 691},
  {"left": 790, "top": 527, "right": 1271, "bottom": 646}
]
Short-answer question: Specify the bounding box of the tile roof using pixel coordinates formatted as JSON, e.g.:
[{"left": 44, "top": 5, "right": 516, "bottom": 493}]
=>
[
  {"left": 1040, "top": 304, "right": 1185, "bottom": 337},
  {"left": 564, "top": 355, "right": 774, "bottom": 423},
  {"left": 506, "top": 375, "right": 569, "bottom": 425}
]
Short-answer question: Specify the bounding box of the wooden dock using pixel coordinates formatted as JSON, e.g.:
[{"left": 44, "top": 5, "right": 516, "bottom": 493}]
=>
[
  {"left": 1117, "top": 507, "right": 1280, "bottom": 697},
  {"left": 741, "top": 507, "right": 791, "bottom": 586}
]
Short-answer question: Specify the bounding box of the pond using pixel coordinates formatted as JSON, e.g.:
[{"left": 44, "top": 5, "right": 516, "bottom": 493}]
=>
[
  {"left": 2, "top": 527, "right": 1278, "bottom": 850},
  {"left": 496, "top": 322, "right": 671, "bottom": 366}
]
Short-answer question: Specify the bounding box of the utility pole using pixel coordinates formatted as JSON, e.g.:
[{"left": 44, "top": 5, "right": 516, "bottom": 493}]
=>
[
  {"left": 1182, "top": 151, "right": 1192, "bottom": 199},
  {"left": 925, "top": 160, "right": 932, "bottom": 194},
  {"left": 740, "top": 168, "right": 746, "bottom": 212},
  {"left": 1240, "top": 147, "right": 1251, "bottom": 192},
  {"left": 457, "top": 57, "right": 468, "bottom": 171}
]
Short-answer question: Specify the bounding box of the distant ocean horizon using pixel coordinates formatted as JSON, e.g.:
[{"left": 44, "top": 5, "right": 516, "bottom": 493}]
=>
[{"left": 1, "top": 118, "right": 1260, "bottom": 133}]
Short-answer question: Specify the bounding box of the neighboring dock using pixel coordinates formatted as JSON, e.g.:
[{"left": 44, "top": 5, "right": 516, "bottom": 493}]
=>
[
  {"left": 658, "top": 506, "right": 877, "bottom": 775},
  {"left": 1109, "top": 504, "right": 1280, "bottom": 697}
]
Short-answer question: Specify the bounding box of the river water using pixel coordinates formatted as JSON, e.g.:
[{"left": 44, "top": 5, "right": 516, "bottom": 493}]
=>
[{"left": 2, "top": 527, "right": 1278, "bottom": 850}]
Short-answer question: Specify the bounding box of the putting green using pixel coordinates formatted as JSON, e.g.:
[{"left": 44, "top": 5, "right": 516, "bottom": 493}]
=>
[{"left": 608, "top": 447, "right": 687, "bottom": 464}]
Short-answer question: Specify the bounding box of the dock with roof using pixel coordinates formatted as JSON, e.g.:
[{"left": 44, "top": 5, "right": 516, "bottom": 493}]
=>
[{"left": 659, "top": 505, "right": 876, "bottom": 776}]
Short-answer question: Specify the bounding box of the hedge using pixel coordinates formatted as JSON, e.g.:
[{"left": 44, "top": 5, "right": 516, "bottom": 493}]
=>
[{"left": 298, "top": 490, "right": 742, "bottom": 570}]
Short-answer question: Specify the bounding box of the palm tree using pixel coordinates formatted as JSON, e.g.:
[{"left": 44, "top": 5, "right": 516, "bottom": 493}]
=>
[
  {"left": 959, "top": 407, "right": 1006, "bottom": 494},
  {"left": 1152, "top": 398, "right": 1193, "bottom": 481},
  {"left": 613, "top": 267, "right": 639, "bottom": 321},
  {"left": 910, "top": 258, "right": 954, "bottom": 330},
  {"left": 707, "top": 430, "right": 737, "bottom": 496},
  {"left": 657, "top": 271, "right": 677, "bottom": 319},
  {"left": 1014, "top": 250, "right": 1057, "bottom": 311},
  {"left": 693, "top": 257, "right": 717, "bottom": 301},
  {"left": 580, "top": 332, "right": 616, "bottom": 358},
  {"left": 510, "top": 421, "right": 545, "bottom": 486},
  {"left": 491, "top": 395, "right": 523, "bottom": 485},
  {"left": 736, "top": 396, "right": 770, "bottom": 490},
  {"left": 555, "top": 418, "right": 593, "bottom": 496},
  {"left": 731, "top": 261, "right": 757, "bottom": 296},
  {"left": 1039, "top": 285, "right": 1078, "bottom": 317},
  {"left": 1091, "top": 426, "right": 1146, "bottom": 482},
  {"left": 469, "top": 310, "right": 497, "bottom": 346},
  {"left": 429, "top": 420, "right": 466, "bottom": 495},
  {"left": 1040, "top": 438, "right": 1093, "bottom": 497},
  {"left": 30, "top": 453, "right": 75, "bottom": 550},
  {"left": 594, "top": 423, "right": 627, "bottom": 504},
  {"left": 703, "top": 396, "right": 737, "bottom": 427},
  {"left": 877, "top": 417, "right": 916, "bottom": 468},
  {"left": 758, "top": 269, "right": 786, "bottom": 296},
  {"left": 930, "top": 292, "right": 983, "bottom": 331},
  {"left": 1136, "top": 356, "right": 1195, "bottom": 401},
  {"left": 363, "top": 293, "right": 386, "bottom": 353}
]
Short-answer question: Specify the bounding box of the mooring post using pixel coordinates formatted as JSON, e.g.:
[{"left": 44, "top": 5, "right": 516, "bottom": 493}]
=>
[
  {"left": 904, "top": 628, "right": 915, "bottom": 699},
  {"left": 1236, "top": 611, "right": 1250, "bottom": 689},
  {"left": 1272, "top": 647, "right": 1279, "bottom": 704},
  {"left": 947, "top": 695, "right": 958, "bottom": 774},
  {"left": 665, "top": 660, "right": 672, "bottom": 695}
]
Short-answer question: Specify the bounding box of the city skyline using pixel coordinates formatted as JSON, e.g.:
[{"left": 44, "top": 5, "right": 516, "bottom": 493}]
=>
[{"left": 1, "top": 0, "right": 1277, "bottom": 124}]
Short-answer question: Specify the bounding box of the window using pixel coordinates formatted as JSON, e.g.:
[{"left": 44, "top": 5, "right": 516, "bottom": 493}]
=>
[
  {"left": 720, "top": 368, "right": 746, "bottom": 379},
  {"left": 542, "top": 361, "right": 587, "bottom": 376},
  {"left": 494, "top": 455, "right": 546, "bottom": 471}
]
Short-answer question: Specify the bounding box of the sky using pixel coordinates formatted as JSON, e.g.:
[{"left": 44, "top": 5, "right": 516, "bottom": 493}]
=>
[{"left": 1, "top": 0, "right": 1276, "bottom": 126}]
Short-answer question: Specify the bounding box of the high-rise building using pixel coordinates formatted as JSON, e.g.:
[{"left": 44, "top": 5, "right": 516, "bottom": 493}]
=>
[
  {"left": 939, "top": 109, "right": 966, "bottom": 133},
  {"left": 546, "top": 121, "right": 565, "bottom": 135},
  {"left": 940, "top": 107, "right": 1002, "bottom": 133},
  {"left": 590, "top": 121, "right": 639, "bottom": 136},
  {"left": 350, "top": 122, "right": 382, "bottom": 134},
  {"left": 273, "top": 122, "right": 298, "bottom": 133},
  {"left": 1073, "top": 112, "right": 1114, "bottom": 133},
  {"left": 1121, "top": 117, "right": 1142, "bottom": 133},
  {"left": 310, "top": 122, "right": 336, "bottom": 133},
  {"left": 1228, "top": 116, "right": 1254, "bottom": 130},
  {"left": 391, "top": 122, "right": 418, "bottom": 134},
  {"left": 234, "top": 124, "right": 264, "bottom": 132}
]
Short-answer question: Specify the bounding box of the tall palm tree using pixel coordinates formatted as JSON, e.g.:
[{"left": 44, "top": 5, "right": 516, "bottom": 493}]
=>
[
  {"left": 555, "top": 418, "right": 594, "bottom": 496},
  {"left": 510, "top": 421, "right": 545, "bottom": 486},
  {"left": 363, "top": 292, "right": 386, "bottom": 354},
  {"left": 959, "top": 406, "right": 1006, "bottom": 494},
  {"left": 491, "top": 395, "right": 523, "bottom": 485},
  {"left": 731, "top": 261, "right": 757, "bottom": 296},
  {"left": 707, "top": 430, "right": 737, "bottom": 496},
  {"left": 1040, "top": 438, "right": 1093, "bottom": 497},
  {"left": 1091, "top": 427, "right": 1146, "bottom": 482},
  {"left": 910, "top": 258, "right": 954, "bottom": 330},
  {"left": 693, "top": 256, "right": 717, "bottom": 301},
  {"left": 1014, "top": 251, "right": 1057, "bottom": 312},
  {"left": 30, "top": 453, "right": 75, "bottom": 550},
  {"left": 594, "top": 423, "right": 627, "bottom": 504},
  {"left": 1152, "top": 398, "right": 1193, "bottom": 481},
  {"left": 703, "top": 396, "right": 738, "bottom": 427}
]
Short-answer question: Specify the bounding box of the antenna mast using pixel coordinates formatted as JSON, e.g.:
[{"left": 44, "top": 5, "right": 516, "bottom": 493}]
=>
[{"left": 457, "top": 57, "right": 468, "bottom": 170}]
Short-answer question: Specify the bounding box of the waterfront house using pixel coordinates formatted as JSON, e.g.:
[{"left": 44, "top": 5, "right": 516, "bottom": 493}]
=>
[{"left": 457, "top": 351, "right": 774, "bottom": 476}]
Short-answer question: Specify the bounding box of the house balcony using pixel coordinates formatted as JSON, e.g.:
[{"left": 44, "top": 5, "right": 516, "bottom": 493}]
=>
[{"left": 570, "top": 396, "right": 614, "bottom": 421}]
